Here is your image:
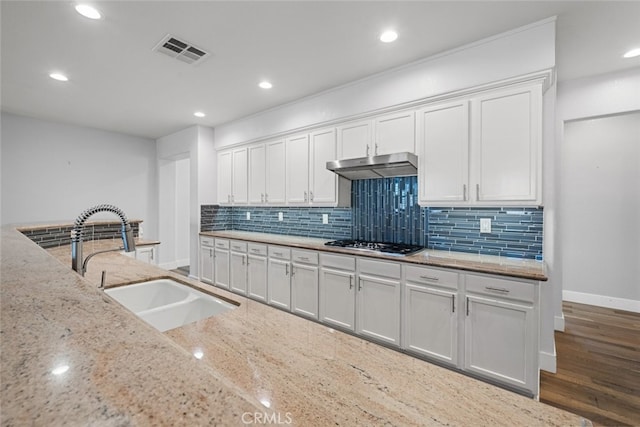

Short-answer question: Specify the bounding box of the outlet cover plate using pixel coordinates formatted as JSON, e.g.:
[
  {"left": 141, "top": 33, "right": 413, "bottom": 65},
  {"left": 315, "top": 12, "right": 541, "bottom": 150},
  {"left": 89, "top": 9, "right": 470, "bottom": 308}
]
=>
[
  {"left": 480, "top": 218, "right": 492, "bottom": 233},
  {"left": 278, "top": 212, "right": 283, "bottom": 221},
  {"left": 322, "top": 214, "right": 328, "bottom": 224}
]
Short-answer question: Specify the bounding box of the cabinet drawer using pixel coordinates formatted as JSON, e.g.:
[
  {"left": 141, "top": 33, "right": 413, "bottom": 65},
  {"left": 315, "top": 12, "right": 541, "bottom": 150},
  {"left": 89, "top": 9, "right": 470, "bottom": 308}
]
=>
[
  {"left": 230, "top": 240, "right": 247, "bottom": 252},
  {"left": 269, "top": 246, "right": 291, "bottom": 260},
  {"left": 248, "top": 243, "right": 267, "bottom": 256},
  {"left": 405, "top": 265, "right": 458, "bottom": 289},
  {"left": 465, "top": 274, "right": 536, "bottom": 303},
  {"left": 292, "top": 249, "right": 318, "bottom": 265},
  {"left": 215, "top": 239, "right": 229, "bottom": 249},
  {"left": 358, "top": 258, "right": 401, "bottom": 279},
  {"left": 320, "top": 253, "right": 355, "bottom": 271},
  {"left": 200, "top": 236, "right": 214, "bottom": 247}
]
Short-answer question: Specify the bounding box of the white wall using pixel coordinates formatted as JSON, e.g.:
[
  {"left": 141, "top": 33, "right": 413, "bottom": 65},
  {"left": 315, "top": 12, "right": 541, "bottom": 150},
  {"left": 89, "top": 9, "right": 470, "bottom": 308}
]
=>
[
  {"left": 156, "top": 125, "right": 215, "bottom": 276},
  {"left": 214, "top": 18, "right": 555, "bottom": 148},
  {"left": 1, "top": 112, "right": 158, "bottom": 236},
  {"left": 556, "top": 67, "right": 640, "bottom": 314}
]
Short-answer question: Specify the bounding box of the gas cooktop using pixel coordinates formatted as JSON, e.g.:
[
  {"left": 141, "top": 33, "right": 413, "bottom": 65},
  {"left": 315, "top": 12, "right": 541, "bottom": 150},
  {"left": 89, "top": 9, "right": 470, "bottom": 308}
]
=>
[{"left": 324, "top": 239, "right": 424, "bottom": 256}]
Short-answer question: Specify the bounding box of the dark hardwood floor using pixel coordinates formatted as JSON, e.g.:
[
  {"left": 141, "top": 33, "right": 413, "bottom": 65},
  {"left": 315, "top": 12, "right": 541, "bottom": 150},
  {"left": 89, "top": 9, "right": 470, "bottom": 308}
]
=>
[{"left": 540, "top": 301, "right": 640, "bottom": 426}]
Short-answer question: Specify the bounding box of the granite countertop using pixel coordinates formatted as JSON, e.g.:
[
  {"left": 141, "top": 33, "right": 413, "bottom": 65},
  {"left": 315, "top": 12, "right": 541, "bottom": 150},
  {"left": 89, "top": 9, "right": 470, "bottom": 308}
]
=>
[
  {"left": 1, "top": 225, "right": 584, "bottom": 425},
  {"left": 201, "top": 230, "right": 548, "bottom": 281}
]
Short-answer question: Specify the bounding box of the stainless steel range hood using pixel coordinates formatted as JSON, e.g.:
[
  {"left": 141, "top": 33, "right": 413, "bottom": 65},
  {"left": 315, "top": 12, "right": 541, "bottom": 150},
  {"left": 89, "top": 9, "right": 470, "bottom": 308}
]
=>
[{"left": 326, "top": 152, "right": 418, "bottom": 180}]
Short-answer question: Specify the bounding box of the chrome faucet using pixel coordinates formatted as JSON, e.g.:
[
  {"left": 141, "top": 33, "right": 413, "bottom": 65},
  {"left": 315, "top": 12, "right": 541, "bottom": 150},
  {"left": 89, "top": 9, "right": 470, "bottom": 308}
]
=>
[{"left": 71, "top": 204, "right": 136, "bottom": 276}]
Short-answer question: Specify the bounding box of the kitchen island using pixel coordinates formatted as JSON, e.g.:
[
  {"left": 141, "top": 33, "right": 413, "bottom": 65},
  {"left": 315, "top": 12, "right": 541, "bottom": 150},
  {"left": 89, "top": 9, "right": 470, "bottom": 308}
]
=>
[{"left": 1, "top": 225, "right": 587, "bottom": 426}]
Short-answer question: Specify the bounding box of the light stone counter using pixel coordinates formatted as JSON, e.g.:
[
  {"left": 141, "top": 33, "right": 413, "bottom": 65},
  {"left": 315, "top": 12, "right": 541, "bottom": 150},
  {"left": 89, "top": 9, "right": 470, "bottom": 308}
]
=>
[
  {"left": 201, "top": 230, "right": 548, "bottom": 281},
  {"left": 1, "top": 225, "right": 586, "bottom": 426}
]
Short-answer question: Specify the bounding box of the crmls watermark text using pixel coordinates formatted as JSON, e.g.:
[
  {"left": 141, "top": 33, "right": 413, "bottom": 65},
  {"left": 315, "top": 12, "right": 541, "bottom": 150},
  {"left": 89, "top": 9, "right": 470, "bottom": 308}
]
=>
[{"left": 241, "top": 412, "right": 293, "bottom": 425}]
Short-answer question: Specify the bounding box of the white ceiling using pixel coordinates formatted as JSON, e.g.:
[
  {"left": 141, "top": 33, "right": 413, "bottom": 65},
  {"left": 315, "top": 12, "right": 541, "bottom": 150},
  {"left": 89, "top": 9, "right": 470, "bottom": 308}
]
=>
[{"left": 2, "top": 1, "right": 639, "bottom": 140}]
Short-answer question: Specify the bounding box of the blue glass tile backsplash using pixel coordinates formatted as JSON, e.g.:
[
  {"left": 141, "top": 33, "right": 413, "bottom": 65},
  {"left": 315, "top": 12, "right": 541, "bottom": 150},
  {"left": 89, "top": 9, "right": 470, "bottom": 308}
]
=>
[
  {"left": 352, "top": 177, "right": 426, "bottom": 246},
  {"left": 201, "top": 177, "right": 543, "bottom": 259}
]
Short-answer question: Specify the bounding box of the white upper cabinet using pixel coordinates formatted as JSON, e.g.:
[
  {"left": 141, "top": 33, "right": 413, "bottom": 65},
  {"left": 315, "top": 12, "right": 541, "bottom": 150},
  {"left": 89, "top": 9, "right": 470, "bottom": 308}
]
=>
[
  {"left": 266, "top": 139, "right": 286, "bottom": 204},
  {"left": 373, "top": 110, "right": 415, "bottom": 155},
  {"left": 285, "top": 133, "right": 310, "bottom": 204},
  {"left": 418, "top": 100, "right": 470, "bottom": 204},
  {"left": 309, "top": 128, "right": 338, "bottom": 204},
  {"left": 217, "top": 147, "right": 247, "bottom": 205},
  {"left": 337, "top": 120, "right": 372, "bottom": 159},
  {"left": 217, "top": 150, "right": 233, "bottom": 205},
  {"left": 248, "top": 144, "right": 266, "bottom": 205},
  {"left": 418, "top": 83, "right": 542, "bottom": 206},
  {"left": 472, "top": 85, "right": 541, "bottom": 204},
  {"left": 337, "top": 111, "right": 415, "bottom": 159}
]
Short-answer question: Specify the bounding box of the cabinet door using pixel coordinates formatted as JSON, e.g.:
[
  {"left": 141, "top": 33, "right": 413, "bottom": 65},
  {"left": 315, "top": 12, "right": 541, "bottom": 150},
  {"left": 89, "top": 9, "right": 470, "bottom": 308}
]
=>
[
  {"left": 319, "top": 268, "right": 355, "bottom": 331},
  {"left": 214, "top": 248, "right": 230, "bottom": 289},
  {"left": 199, "top": 245, "right": 214, "bottom": 284},
  {"left": 268, "top": 259, "right": 291, "bottom": 309},
  {"left": 247, "top": 255, "right": 267, "bottom": 302},
  {"left": 248, "top": 144, "right": 266, "bottom": 205},
  {"left": 403, "top": 283, "right": 457, "bottom": 366},
  {"left": 285, "top": 134, "right": 310, "bottom": 204},
  {"left": 472, "top": 85, "right": 541, "bottom": 203},
  {"left": 357, "top": 274, "right": 401, "bottom": 346},
  {"left": 135, "top": 245, "right": 157, "bottom": 265},
  {"left": 418, "top": 101, "right": 470, "bottom": 204},
  {"left": 232, "top": 148, "right": 248, "bottom": 204},
  {"left": 217, "top": 151, "right": 233, "bottom": 204},
  {"left": 291, "top": 263, "right": 319, "bottom": 319},
  {"left": 374, "top": 110, "right": 415, "bottom": 155},
  {"left": 337, "top": 120, "right": 371, "bottom": 159},
  {"left": 266, "top": 139, "right": 286, "bottom": 204},
  {"left": 309, "top": 128, "right": 337, "bottom": 204},
  {"left": 464, "top": 294, "right": 535, "bottom": 392},
  {"left": 230, "top": 252, "right": 247, "bottom": 295}
]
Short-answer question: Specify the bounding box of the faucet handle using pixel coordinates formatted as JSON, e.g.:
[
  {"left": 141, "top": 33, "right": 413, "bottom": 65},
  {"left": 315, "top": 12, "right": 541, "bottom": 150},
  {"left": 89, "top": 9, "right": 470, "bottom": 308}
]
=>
[{"left": 100, "top": 270, "right": 107, "bottom": 290}]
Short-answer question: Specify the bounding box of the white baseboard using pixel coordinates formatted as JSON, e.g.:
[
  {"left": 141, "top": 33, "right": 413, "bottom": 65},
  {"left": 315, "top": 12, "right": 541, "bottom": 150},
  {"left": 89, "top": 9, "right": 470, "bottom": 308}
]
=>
[
  {"left": 563, "top": 290, "right": 640, "bottom": 313},
  {"left": 539, "top": 348, "right": 557, "bottom": 373},
  {"left": 188, "top": 274, "right": 199, "bottom": 281},
  {"left": 554, "top": 313, "right": 565, "bottom": 331}
]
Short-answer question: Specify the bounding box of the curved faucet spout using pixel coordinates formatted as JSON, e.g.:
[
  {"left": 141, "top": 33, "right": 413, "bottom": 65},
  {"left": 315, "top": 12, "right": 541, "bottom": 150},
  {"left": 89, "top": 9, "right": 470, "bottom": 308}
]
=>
[{"left": 71, "top": 204, "right": 136, "bottom": 276}]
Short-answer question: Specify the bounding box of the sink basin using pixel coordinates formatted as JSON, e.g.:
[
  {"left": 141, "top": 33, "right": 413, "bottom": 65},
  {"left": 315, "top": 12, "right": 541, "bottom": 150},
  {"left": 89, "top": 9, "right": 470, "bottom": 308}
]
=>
[{"left": 105, "top": 278, "right": 236, "bottom": 332}]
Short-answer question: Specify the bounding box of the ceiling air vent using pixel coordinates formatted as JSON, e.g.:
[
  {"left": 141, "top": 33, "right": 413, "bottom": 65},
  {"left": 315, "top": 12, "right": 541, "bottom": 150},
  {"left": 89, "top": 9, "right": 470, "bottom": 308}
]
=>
[{"left": 152, "top": 34, "right": 210, "bottom": 65}]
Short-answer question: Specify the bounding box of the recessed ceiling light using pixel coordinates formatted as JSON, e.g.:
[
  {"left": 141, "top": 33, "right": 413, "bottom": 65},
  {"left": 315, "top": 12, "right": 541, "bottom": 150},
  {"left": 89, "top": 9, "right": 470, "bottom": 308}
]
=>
[
  {"left": 75, "top": 4, "right": 101, "bottom": 20},
  {"left": 49, "top": 72, "right": 69, "bottom": 82},
  {"left": 259, "top": 81, "right": 273, "bottom": 89},
  {"left": 379, "top": 30, "right": 398, "bottom": 43},
  {"left": 623, "top": 48, "right": 640, "bottom": 58},
  {"left": 194, "top": 111, "right": 206, "bottom": 118}
]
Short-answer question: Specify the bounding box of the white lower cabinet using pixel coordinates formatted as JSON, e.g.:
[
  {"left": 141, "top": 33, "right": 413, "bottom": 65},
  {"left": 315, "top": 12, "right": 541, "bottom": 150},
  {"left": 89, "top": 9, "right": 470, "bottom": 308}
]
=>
[
  {"left": 267, "top": 246, "right": 291, "bottom": 310},
  {"left": 463, "top": 273, "right": 538, "bottom": 395},
  {"left": 319, "top": 253, "right": 356, "bottom": 331},
  {"left": 214, "top": 239, "right": 230, "bottom": 289},
  {"left": 198, "top": 234, "right": 542, "bottom": 395},
  {"left": 199, "top": 237, "right": 214, "bottom": 284},
  {"left": 291, "top": 250, "right": 319, "bottom": 319},
  {"left": 247, "top": 243, "right": 268, "bottom": 302},
  {"left": 229, "top": 240, "right": 248, "bottom": 295},
  {"left": 357, "top": 259, "right": 401, "bottom": 346},
  {"left": 135, "top": 245, "right": 158, "bottom": 265},
  {"left": 403, "top": 266, "right": 459, "bottom": 366}
]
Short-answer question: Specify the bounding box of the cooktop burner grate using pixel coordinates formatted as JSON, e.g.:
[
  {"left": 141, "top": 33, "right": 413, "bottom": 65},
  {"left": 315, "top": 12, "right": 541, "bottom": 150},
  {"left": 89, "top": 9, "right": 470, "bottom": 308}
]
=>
[{"left": 324, "top": 239, "right": 424, "bottom": 255}]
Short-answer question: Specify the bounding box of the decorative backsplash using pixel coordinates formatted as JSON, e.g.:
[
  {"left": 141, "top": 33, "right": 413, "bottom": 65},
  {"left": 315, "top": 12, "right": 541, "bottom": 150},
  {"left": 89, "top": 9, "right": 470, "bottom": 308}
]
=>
[
  {"left": 21, "top": 221, "right": 141, "bottom": 249},
  {"left": 428, "top": 207, "right": 543, "bottom": 260},
  {"left": 352, "top": 177, "right": 426, "bottom": 246},
  {"left": 201, "top": 177, "right": 544, "bottom": 260},
  {"left": 201, "top": 205, "right": 351, "bottom": 240}
]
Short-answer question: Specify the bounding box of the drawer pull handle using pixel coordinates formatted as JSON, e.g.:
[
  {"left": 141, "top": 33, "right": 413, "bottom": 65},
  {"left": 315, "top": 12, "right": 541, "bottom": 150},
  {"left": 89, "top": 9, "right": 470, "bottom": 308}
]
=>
[
  {"left": 274, "top": 252, "right": 283, "bottom": 256},
  {"left": 419, "top": 275, "right": 440, "bottom": 281},
  {"left": 251, "top": 249, "right": 261, "bottom": 253},
  {"left": 452, "top": 295, "right": 455, "bottom": 313},
  {"left": 349, "top": 275, "right": 353, "bottom": 289},
  {"left": 300, "top": 256, "right": 309, "bottom": 261},
  {"left": 485, "top": 286, "right": 509, "bottom": 294}
]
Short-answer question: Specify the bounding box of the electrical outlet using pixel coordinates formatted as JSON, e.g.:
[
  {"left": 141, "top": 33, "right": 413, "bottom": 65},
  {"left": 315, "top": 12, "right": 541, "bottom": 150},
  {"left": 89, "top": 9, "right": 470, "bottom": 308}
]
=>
[
  {"left": 322, "top": 214, "right": 329, "bottom": 224},
  {"left": 480, "top": 218, "right": 492, "bottom": 233},
  {"left": 246, "top": 212, "right": 251, "bottom": 220},
  {"left": 278, "top": 212, "right": 283, "bottom": 221}
]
